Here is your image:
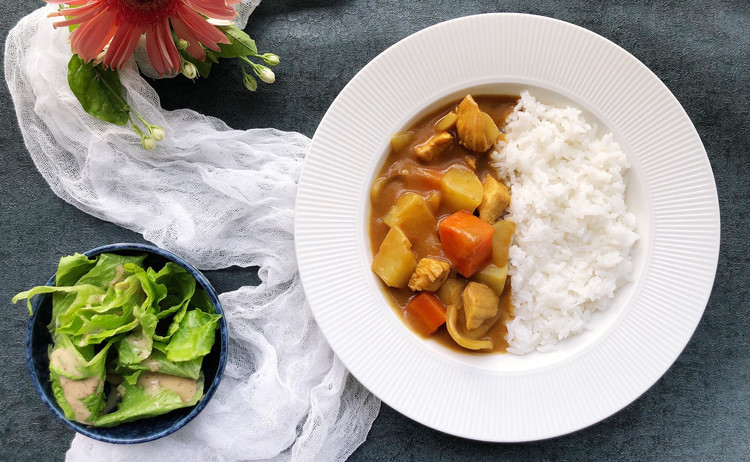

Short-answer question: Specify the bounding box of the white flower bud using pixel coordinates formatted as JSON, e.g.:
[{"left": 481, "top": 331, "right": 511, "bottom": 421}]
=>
[
  {"left": 258, "top": 66, "right": 275, "bottom": 84},
  {"left": 142, "top": 137, "right": 156, "bottom": 151},
  {"left": 262, "top": 53, "right": 280, "bottom": 66},
  {"left": 150, "top": 126, "right": 166, "bottom": 141},
  {"left": 181, "top": 61, "right": 197, "bottom": 79}
]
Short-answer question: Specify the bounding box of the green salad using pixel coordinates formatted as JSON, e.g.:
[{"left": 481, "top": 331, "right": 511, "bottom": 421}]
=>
[{"left": 13, "top": 252, "right": 222, "bottom": 427}]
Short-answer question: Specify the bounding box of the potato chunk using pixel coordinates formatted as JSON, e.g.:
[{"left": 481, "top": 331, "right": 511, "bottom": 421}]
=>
[
  {"left": 408, "top": 258, "right": 451, "bottom": 292},
  {"left": 440, "top": 166, "right": 484, "bottom": 213},
  {"left": 478, "top": 175, "right": 510, "bottom": 223},
  {"left": 461, "top": 282, "right": 499, "bottom": 330},
  {"left": 472, "top": 264, "right": 508, "bottom": 295},
  {"left": 491, "top": 219, "right": 516, "bottom": 267},
  {"left": 456, "top": 95, "right": 499, "bottom": 153},
  {"left": 434, "top": 112, "right": 458, "bottom": 132},
  {"left": 382, "top": 192, "right": 436, "bottom": 239},
  {"left": 413, "top": 132, "right": 453, "bottom": 162},
  {"left": 390, "top": 131, "right": 415, "bottom": 152},
  {"left": 372, "top": 226, "right": 418, "bottom": 288},
  {"left": 436, "top": 277, "right": 466, "bottom": 307}
]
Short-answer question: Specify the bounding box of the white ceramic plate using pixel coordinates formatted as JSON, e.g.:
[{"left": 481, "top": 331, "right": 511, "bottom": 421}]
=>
[{"left": 295, "top": 13, "right": 720, "bottom": 441}]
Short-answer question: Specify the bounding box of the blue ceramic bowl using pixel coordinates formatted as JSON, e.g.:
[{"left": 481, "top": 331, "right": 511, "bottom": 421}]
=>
[{"left": 25, "top": 243, "right": 228, "bottom": 444}]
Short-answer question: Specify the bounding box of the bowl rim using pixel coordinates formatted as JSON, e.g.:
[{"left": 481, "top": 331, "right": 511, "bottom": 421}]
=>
[{"left": 25, "top": 242, "right": 228, "bottom": 444}]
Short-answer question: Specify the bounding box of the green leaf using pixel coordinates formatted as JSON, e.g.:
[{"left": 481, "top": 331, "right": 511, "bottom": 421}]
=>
[
  {"left": 51, "top": 378, "right": 77, "bottom": 421},
  {"left": 189, "top": 288, "right": 215, "bottom": 313},
  {"left": 152, "top": 301, "right": 188, "bottom": 343},
  {"left": 113, "top": 347, "right": 202, "bottom": 380},
  {"left": 116, "top": 312, "right": 158, "bottom": 365},
  {"left": 92, "top": 372, "right": 204, "bottom": 427},
  {"left": 165, "top": 309, "right": 221, "bottom": 362},
  {"left": 55, "top": 253, "right": 97, "bottom": 287},
  {"left": 154, "top": 263, "right": 196, "bottom": 316},
  {"left": 216, "top": 24, "right": 258, "bottom": 58},
  {"left": 48, "top": 334, "right": 113, "bottom": 423},
  {"left": 67, "top": 55, "right": 129, "bottom": 125},
  {"left": 49, "top": 333, "right": 113, "bottom": 380}
]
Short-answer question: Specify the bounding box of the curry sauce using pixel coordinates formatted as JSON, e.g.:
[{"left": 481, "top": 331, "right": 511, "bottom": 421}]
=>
[{"left": 369, "top": 95, "right": 518, "bottom": 353}]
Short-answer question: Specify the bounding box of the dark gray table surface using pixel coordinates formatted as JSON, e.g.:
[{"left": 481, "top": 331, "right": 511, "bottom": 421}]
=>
[{"left": 2, "top": 1, "right": 748, "bottom": 461}]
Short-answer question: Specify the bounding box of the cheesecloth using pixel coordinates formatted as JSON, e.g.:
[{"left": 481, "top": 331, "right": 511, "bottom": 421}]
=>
[{"left": 4, "top": 3, "right": 380, "bottom": 461}]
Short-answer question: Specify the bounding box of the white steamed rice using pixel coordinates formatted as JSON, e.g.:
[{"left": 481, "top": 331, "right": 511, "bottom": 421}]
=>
[{"left": 491, "top": 91, "right": 639, "bottom": 354}]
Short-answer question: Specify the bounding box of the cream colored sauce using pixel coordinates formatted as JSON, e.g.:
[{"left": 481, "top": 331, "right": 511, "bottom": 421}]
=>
[
  {"left": 86, "top": 293, "right": 106, "bottom": 305},
  {"left": 50, "top": 347, "right": 81, "bottom": 376},
  {"left": 142, "top": 358, "right": 161, "bottom": 372},
  {"left": 137, "top": 372, "right": 197, "bottom": 402},
  {"left": 59, "top": 375, "right": 101, "bottom": 423},
  {"left": 110, "top": 264, "right": 126, "bottom": 286},
  {"left": 128, "top": 334, "right": 150, "bottom": 360}
]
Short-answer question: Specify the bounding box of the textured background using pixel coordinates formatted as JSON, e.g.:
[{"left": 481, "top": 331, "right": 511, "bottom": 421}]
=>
[{"left": 1, "top": 0, "right": 748, "bottom": 461}]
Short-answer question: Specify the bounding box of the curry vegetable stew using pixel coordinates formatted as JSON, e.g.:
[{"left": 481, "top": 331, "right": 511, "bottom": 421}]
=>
[{"left": 369, "top": 94, "right": 518, "bottom": 353}]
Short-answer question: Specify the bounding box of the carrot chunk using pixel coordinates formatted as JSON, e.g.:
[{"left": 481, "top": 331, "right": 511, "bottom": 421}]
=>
[
  {"left": 438, "top": 210, "right": 494, "bottom": 277},
  {"left": 403, "top": 292, "right": 447, "bottom": 336}
]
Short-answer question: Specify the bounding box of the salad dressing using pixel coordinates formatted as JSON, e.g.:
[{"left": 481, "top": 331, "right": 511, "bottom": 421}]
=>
[
  {"left": 59, "top": 375, "right": 101, "bottom": 423},
  {"left": 127, "top": 333, "right": 151, "bottom": 361},
  {"left": 110, "top": 264, "right": 127, "bottom": 286},
  {"left": 50, "top": 347, "right": 81, "bottom": 376},
  {"left": 137, "top": 372, "right": 197, "bottom": 402},
  {"left": 142, "top": 358, "right": 161, "bottom": 372}
]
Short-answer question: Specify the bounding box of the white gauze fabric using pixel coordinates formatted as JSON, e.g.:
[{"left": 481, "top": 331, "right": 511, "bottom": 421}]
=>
[{"left": 4, "top": 4, "right": 380, "bottom": 462}]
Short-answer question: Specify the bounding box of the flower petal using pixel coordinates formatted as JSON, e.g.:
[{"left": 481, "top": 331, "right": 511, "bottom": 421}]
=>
[
  {"left": 103, "top": 23, "right": 144, "bottom": 70},
  {"left": 70, "top": 8, "right": 117, "bottom": 61},
  {"left": 175, "top": 4, "right": 230, "bottom": 51},
  {"left": 186, "top": 0, "right": 237, "bottom": 21},
  {"left": 45, "top": 0, "right": 89, "bottom": 5},
  {"left": 48, "top": 1, "right": 107, "bottom": 29},
  {"left": 145, "top": 25, "right": 167, "bottom": 76},
  {"left": 171, "top": 17, "right": 206, "bottom": 61},
  {"left": 146, "top": 18, "right": 181, "bottom": 76}
]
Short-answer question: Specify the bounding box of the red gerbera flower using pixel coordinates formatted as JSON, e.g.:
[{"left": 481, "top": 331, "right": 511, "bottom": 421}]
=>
[{"left": 47, "top": 0, "right": 239, "bottom": 76}]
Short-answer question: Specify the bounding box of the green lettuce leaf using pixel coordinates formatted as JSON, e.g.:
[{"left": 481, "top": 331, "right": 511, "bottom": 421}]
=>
[
  {"left": 49, "top": 333, "right": 113, "bottom": 379},
  {"left": 189, "top": 288, "right": 216, "bottom": 313},
  {"left": 154, "top": 262, "right": 195, "bottom": 318},
  {"left": 92, "top": 372, "right": 204, "bottom": 427},
  {"left": 165, "top": 309, "right": 221, "bottom": 362},
  {"left": 124, "top": 263, "right": 168, "bottom": 317},
  {"left": 153, "top": 301, "right": 188, "bottom": 343},
  {"left": 55, "top": 275, "right": 145, "bottom": 347},
  {"left": 116, "top": 312, "right": 158, "bottom": 365},
  {"left": 48, "top": 334, "right": 114, "bottom": 423},
  {"left": 113, "top": 346, "right": 202, "bottom": 381},
  {"left": 55, "top": 253, "right": 98, "bottom": 286},
  {"left": 12, "top": 283, "right": 105, "bottom": 317},
  {"left": 51, "top": 378, "right": 77, "bottom": 421},
  {"left": 75, "top": 253, "right": 146, "bottom": 287}
]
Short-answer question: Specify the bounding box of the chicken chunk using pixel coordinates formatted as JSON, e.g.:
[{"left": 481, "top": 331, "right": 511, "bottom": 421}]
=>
[
  {"left": 455, "top": 95, "right": 500, "bottom": 153},
  {"left": 477, "top": 175, "right": 510, "bottom": 223},
  {"left": 413, "top": 132, "right": 454, "bottom": 162},
  {"left": 461, "top": 282, "right": 499, "bottom": 330},
  {"left": 408, "top": 258, "right": 451, "bottom": 292}
]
